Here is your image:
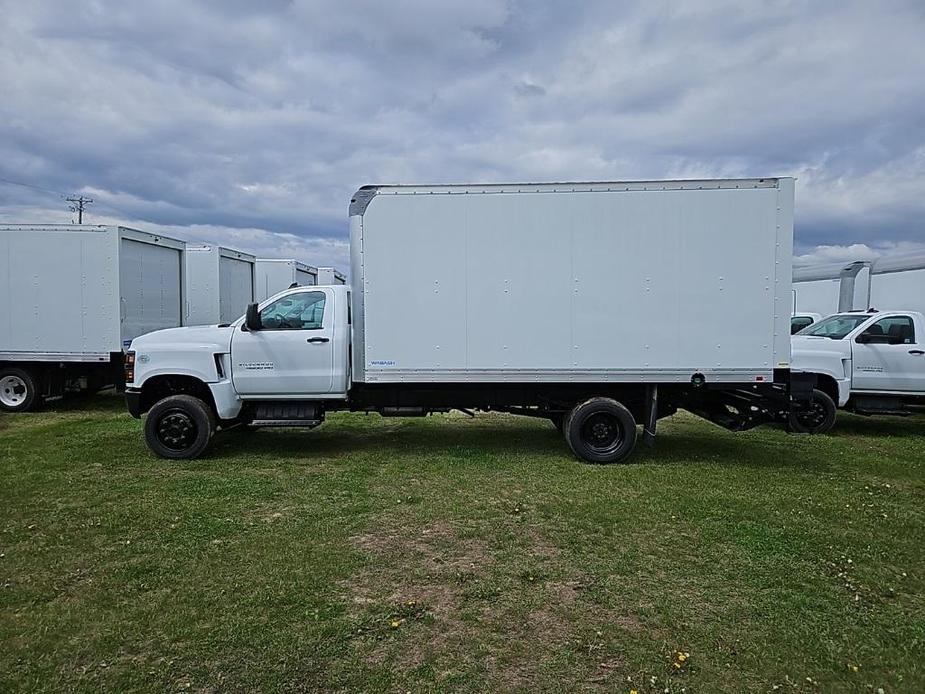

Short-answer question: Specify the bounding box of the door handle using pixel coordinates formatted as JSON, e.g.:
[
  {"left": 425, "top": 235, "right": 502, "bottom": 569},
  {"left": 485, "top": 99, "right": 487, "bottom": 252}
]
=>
[
  {"left": 910, "top": 349, "right": 925, "bottom": 355},
  {"left": 307, "top": 337, "right": 330, "bottom": 344}
]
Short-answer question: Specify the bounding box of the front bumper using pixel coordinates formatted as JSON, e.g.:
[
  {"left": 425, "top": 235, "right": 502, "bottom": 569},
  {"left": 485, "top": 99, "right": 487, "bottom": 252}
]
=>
[{"left": 125, "top": 388, "right": 143, "bottom": 418}]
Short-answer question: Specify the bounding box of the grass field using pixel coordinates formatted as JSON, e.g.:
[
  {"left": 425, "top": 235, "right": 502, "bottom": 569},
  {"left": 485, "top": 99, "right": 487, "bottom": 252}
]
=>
[{"left": 1, "top": 395, "right": 923, "bottom": 693}]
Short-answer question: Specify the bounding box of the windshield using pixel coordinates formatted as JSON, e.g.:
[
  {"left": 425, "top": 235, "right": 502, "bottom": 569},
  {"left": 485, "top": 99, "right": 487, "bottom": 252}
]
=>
[{"left": 798, "top": 314, "right": 871, "bottom": 339}]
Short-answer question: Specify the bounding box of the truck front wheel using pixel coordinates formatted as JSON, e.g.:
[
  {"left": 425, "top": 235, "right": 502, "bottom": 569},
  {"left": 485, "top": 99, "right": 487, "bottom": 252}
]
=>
[
  {"left": 564, "top": 397, "right": 638, "bottom": 464},
  {"left": 790, "top": 388, "right": 837, "bottom": 435},
  {"left": 144, "top": 394, "right": 215, "bottom": 459},
  {"left": 0, "top": 367, "right": 42, "bottom": 413}
]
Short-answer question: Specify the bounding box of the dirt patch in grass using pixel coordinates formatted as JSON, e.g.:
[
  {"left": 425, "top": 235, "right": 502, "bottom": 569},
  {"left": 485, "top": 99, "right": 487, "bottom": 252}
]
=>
[{"left": 342, "top": 515, "right": 644, "bottom": 688}]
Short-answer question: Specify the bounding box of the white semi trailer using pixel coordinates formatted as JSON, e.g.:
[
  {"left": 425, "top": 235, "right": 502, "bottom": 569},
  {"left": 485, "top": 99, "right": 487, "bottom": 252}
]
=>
[
  {"left": 254, "top": 259, "right": 317, "bottom": 300},
  {"left": 125, "top": 178, "right": 821, "bottom": 463},
  {"left": 0, "top": 224, "right": 186, "bottom": 412},
  {"left": 185, "top": 245, "right": 256, "bottom": 326}
]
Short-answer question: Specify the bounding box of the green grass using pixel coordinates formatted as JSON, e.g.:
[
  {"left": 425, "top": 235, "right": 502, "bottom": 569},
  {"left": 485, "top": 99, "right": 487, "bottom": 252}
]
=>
[{"left": 1, "top": 395, "right": 924, "bottom": 693}]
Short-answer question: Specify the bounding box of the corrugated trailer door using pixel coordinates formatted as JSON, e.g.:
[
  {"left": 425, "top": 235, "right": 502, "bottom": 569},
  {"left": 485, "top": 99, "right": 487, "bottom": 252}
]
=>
[
  {"left": 218, "top": 256, "right": 255, "bottom": 324},
  {"left": 119, "top": 239, "right": 183, "bottom": 346}
]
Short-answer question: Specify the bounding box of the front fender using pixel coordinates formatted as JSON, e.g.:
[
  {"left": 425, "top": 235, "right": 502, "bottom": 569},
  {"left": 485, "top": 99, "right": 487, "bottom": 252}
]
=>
[{"left": 791, "top": 354, "right": 851, "bottom": 406}]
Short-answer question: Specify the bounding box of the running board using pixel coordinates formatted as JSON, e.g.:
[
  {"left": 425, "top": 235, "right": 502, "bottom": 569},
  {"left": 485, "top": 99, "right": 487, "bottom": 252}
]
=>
[
  {"left": 250, "top": 402, "right": 324, "bottom": 427},
  {"left": 250, "top": 419, "right": 323, "bottom": 428}
]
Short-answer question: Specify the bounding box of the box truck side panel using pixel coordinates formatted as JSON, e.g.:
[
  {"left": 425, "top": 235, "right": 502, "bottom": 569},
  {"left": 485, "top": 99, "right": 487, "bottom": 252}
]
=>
[
  {"left": 295, "top": 268, "right": 316, "bottom": 286},
  {"left": 255, "top": 262, "right": 293, "bottom": 301},
  {"left": 870, "top": 268, "right": 925, "bottom": 315},
  {"left": 218, "top": 255, "right": 255, "bottom": 323},
  {"left": 0, "top": 229, "right": 118, "bottom": 357},
  {"left": 358, "top": 182, "right": 790, "bottom": 383},
  {"left": 119, "top": 238, "right": 183, "bottom": 345},
  {"left": 793, "top": 278, "right": 841, "bottom": 316}
]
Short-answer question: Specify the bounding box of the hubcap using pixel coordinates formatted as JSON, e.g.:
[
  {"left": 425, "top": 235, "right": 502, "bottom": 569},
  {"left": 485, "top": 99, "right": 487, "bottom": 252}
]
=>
[
  {"left": 156, "top": 409, "right": 198, "bottom": 451},
  {"left": 580, "top": 412, "right": 623, "bottom": 454},
  {"left": 796, "top": 399, "right": 827, "bottom": 429},
  {"left": 0, "top": 375, "right": 28, "bottom": 408}
]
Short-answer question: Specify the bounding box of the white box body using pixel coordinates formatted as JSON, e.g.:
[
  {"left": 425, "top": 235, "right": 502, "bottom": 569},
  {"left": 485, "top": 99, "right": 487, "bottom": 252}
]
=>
[
  {"left": 870, "top": 255, "right": 925, "bottom": 316},
  {"left": 316, "top": 267, "right": 346, "bottom": 285},
  {"left": 794, "top": 252, "right": 925, "bottom": 316},
  {"left": 185, "top": 245, "right": 256, "bottom": 325},
  {"left": 0, "top": 224, "right": 185, "bottom": 361},
  {"left": 350, "top": 178, "right": 794, "bottom": 384},
  {"left": 254, "top": 259, "right": 317, "bottom": 300}
]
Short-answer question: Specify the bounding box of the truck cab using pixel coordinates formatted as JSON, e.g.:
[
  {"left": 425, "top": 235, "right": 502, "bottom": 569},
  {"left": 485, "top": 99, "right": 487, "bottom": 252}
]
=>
[
  {"left": 791, "top": 309, "right": 925, "bottom": 417},
  {"left": 791, "top": 312, "right": 823, "bottom": 335},
  {"left": 125, "top": 285, "right": 350, "bottom": 456}
]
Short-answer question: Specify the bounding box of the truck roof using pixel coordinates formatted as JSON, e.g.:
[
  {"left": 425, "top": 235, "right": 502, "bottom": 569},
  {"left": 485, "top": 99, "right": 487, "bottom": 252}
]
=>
[{"left": 350, "top": 177, "right": 789, "bottom": 216}]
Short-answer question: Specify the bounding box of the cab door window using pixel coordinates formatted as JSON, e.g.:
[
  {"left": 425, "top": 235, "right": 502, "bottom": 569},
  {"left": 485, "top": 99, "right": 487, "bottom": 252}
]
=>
[
  {"left": 858, "top": 315, "right": 915, "bottom": 345},
  {"left": 259, "top": 291, "right": 326, "bottom": 330}
]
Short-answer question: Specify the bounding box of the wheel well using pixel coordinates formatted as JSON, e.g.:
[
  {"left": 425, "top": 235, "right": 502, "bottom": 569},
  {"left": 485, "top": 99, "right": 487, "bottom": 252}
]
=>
[
  {"left": 813, "top": 373, "right": 840, "bottom": 404},
  {"left": 139, "top": 375, "right": 216, "bottom": 415}
]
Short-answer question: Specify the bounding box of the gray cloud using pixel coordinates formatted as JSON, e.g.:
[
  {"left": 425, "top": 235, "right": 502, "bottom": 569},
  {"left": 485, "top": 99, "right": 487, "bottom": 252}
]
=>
[{"left": 1, "top": 0, "right": 923, "bottom": 268}]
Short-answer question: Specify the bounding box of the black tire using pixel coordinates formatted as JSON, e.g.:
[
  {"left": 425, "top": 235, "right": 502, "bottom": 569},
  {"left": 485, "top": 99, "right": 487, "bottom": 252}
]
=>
[
  {"left": 563, "top": 397, "right": 638, "bottom": 464},
  {"left": 790, "top": 388, "right": 837, "bottom": 434},
  {"left": 0, "top": 367, "right": 42, "bottom": 413},
  {"left": 144, "top": 394, "right": 215, "bottom": 459}
]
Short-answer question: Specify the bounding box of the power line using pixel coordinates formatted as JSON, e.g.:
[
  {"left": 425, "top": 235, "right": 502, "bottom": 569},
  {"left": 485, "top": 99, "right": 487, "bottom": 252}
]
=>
[
  {"left": 0, "top": 176, "right": 98, "bottom": 223},
  {"left": 0, "top": 176, "right": 68, "bottom": 198},
  {"left": 66, "top": 195, "right": 93, "bottom": 224}
]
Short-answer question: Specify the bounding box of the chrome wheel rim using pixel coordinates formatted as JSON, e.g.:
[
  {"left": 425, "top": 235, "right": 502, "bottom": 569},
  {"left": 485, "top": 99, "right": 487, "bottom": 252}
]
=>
[{"left": 0, "top": 375, "right": 28, "bottom": 408}]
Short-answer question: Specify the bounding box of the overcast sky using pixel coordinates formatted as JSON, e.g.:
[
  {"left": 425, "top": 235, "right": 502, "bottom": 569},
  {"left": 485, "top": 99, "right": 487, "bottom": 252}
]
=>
[{"left": 1, "top": 0, "right": 923, "bottom": 269}]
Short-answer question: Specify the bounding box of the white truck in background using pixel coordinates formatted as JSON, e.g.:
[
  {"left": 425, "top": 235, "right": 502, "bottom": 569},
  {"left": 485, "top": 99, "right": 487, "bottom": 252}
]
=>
[
  {"left": 185, "top": 245, "right": 256, "bottom": 326},
  {"left": 124, "top": 177, "right": 823, "bottom": 464},
  {"left": 254, "top": 259, "right": 317, "bottom": 300},
  {"left": 0, "top": 225, "right": 186, "bottom": 412},
  {"left": 317, "top": 267, "right": 346, "bottom": 285},
  {"left": 793, "top": 252, "right": 925, "bottom": 317},
  {"left": 792, "top": 310, "right": 925, "bottom": 422},
  {"left": 791, "top": 312, "right": 823, "bottom": 334}
]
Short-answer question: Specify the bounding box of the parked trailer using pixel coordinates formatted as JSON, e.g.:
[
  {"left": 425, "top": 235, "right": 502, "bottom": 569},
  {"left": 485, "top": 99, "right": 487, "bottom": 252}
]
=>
[
  {"left": 0, "top": 224, "right": 186, "bottom": 412},
  {"left": 185, "top": 245, "right": 256, "bottom": 325},
  {"left": 792, "top": 261, "right": 871, "bottom": 316},
  {"left": 254, "top": 259, "right": 317, "bottom": 300},
  {"left": 126, "top": 178, "right": 820, "bottom": 463},
  {"left": 316, "top": 267, "right": 346, "bottom": 285},
  {"left": 793, "top": 252, "right": 925, "bottom": 320},
  {"left": 869, "top": 252, "right": 925, "bottom": 316}
]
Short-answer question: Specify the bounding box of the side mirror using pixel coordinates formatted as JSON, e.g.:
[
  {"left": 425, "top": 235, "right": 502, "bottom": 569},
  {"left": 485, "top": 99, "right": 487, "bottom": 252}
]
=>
[{"left": 245, "top": 303, "right": 262, "bottom": 331}]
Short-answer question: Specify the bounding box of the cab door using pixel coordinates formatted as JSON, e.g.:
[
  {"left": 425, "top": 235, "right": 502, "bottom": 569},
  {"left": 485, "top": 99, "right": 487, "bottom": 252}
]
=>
[
  {"left": 852, "top": 314, "right": 925, "bottom": 392},
  {"left": 231, "top": 289, "right": 335, "bottom": 396}
]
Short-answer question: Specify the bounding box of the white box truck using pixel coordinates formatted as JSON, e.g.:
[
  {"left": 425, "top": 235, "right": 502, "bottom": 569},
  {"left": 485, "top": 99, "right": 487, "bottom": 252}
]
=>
[
  {"left": 317, "top": 267, "right": 346, "bottom": 285},
  {"left": 0, "top": 224, "right": 186, "bottom": 411},
  {"left": 125, "top": 178, "right": 821, "bottom": 463},
  {"left": 185, "top": 245, "right": 256, "bottom": 325},
  {"left": 254, "top": 259, "right": 316, "bottom": 300}
]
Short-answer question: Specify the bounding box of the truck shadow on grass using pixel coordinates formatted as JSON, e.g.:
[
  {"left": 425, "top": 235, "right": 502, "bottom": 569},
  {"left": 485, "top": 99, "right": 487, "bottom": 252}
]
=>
[
  {"left": 827, "top": 412, "right": 924, "bottom": 438},
  {"left": 212, "top": 419, "right": 830, "bottom": 472}
]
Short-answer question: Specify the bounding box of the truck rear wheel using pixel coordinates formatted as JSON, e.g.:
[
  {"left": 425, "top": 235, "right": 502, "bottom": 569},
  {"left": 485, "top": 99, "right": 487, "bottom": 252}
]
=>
[
  {"left": 0, "top": 367, "right": 42, "bottom": 413},
  {"left": 144, "top": 394, "right": 215, "bottom": 459},
  {"left": 790, "top": 388, "right": 837, "bottom": 435},
  {"left": 564, "top": 397, "right": 637, "bottom": 464}
]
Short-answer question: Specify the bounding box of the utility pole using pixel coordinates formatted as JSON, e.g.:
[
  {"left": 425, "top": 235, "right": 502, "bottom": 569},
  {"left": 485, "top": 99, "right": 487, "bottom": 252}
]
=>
[{"left": 66, "top": 195, "right": 93, "bottom": 223}]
